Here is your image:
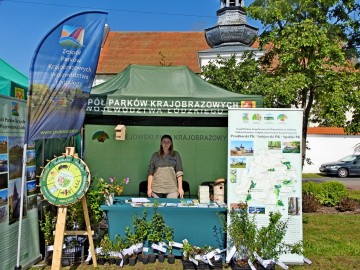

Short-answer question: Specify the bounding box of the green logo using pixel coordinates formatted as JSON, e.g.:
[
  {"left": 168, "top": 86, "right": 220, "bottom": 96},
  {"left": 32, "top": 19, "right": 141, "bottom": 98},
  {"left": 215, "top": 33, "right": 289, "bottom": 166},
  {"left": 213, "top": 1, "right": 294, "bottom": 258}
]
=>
[{"left": 40, "top": 155, "right": 90, "bottom": 206}]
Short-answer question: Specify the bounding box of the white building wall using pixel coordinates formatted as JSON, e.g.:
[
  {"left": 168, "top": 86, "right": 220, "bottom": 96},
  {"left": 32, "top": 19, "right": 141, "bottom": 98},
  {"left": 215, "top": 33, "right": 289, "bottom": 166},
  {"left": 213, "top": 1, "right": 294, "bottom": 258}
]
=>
[{"left": 302, "top": 134, "right": 360, "bottom": 173}]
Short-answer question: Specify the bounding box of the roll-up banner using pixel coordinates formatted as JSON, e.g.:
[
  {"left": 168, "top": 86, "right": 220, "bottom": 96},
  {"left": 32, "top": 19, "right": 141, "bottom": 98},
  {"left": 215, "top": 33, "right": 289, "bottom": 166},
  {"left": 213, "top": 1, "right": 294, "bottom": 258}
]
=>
[{"left": 227, "top": 108, "right": 304, "bottom": 265}]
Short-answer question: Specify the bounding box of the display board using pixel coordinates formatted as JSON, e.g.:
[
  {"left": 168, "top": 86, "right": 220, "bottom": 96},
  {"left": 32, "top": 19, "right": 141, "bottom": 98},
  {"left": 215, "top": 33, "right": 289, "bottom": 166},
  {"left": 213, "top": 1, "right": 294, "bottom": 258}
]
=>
[
  {"left": 227, "top": 108, "right": 303, "bottom": 264},
  {"left": 0, "top": 95, "right": 41, "bottom": 269}
]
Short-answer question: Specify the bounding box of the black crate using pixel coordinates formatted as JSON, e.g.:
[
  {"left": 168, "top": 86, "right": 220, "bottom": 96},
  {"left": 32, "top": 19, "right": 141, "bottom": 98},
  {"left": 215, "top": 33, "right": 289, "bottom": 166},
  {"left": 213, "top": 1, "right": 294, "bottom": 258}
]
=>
[{"left": 61, "top": 236, "right": 89, "bottom": 266}]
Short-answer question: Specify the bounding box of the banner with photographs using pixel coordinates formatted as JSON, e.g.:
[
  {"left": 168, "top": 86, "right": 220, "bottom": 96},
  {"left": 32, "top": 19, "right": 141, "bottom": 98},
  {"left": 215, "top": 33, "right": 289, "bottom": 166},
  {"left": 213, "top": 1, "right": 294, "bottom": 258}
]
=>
[
  {"left": 227, "top": 108, "right": 303, "bottom": 264},
  {"left": 0, "top": 95, "right": 40, "bottom": 269}
]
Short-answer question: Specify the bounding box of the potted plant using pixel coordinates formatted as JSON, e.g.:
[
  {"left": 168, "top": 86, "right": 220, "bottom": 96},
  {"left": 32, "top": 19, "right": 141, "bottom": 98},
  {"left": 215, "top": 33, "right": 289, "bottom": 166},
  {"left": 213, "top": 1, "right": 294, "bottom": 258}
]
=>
[
  {"left": 164, "top": 225, "right": 175, "bottom": 264},
  {"left": 148, "top": 201, "right": 167, "bottom": 263},
  {"left": 200, "top": 245, "right": 223, "bottom": 270},
  {"left": 226, "top": 202, "right": 257, "bottom": 270},
  {"left": 125, "top": 209, "right": 149, "bottom": 266},
  {"left": 181, "top": 239, "right": 198, "bottom": 270},
  {"left": 84, "top": 176, "right": 109, "bottom": 243},
  {"left": 133, "top": 209, "right": 150, "bottom": 264},
  {"left": 107, "top": 176, "right": 130, "bottom": 195},
  {"left": 113, "top": 234, "right": 128, "bottom": 266},
  {"left": 98, "top": 234, "right": 112, "bottom": 265},
  {"left": 254, "top": 211, "right": 303, "bottom": 270},
  {"left": 124, "top": 227, "right": 138, "bottom": 266},
  {"left": 39, "top": 205, "right": 56, "bottom": 265},
  {"left": 196, "top": 245, "right": 212, "bottom": 270}
]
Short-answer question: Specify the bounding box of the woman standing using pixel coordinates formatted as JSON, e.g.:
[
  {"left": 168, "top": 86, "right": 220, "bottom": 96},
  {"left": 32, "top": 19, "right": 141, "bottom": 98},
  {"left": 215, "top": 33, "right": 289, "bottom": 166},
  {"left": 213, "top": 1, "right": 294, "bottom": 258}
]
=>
[{"left": 147, "top": 134, "right": 184, "bottom": 198}]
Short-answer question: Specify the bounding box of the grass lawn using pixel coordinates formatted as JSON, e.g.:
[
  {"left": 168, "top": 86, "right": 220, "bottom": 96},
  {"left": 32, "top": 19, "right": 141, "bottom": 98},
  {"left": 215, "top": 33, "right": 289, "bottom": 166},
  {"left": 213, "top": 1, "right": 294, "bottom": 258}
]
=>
[
  {"left": 30, "top": 213, "right": 360, "bottom": 270},
  {"left": 302, "top": 173, "right": 326, "bottom": 178}
]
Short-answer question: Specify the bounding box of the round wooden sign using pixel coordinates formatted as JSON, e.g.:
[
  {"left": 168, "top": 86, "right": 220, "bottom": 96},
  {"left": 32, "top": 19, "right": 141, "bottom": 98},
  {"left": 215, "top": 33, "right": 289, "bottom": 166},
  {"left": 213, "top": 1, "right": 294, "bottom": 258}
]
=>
[{"left": 39, "top": 155, "right": 90, "bottom": 206}]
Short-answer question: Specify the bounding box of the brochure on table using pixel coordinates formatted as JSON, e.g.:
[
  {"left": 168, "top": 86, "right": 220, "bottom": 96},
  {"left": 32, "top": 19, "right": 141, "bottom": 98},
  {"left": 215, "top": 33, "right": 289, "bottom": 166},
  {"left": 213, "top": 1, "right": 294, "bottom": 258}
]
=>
[{"left": 227, "top": 108, "right": 304, "bottom": 264}]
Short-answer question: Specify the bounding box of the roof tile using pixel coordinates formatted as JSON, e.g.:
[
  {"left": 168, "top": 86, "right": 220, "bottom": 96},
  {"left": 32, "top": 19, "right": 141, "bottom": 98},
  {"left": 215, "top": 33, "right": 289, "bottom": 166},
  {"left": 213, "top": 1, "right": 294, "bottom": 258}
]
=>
[
  {"left": 307, "top": 127, "right": 353, "bottom": 135},
  {"left": 97, "top": 32, "right": 211, "bottom": 74}
]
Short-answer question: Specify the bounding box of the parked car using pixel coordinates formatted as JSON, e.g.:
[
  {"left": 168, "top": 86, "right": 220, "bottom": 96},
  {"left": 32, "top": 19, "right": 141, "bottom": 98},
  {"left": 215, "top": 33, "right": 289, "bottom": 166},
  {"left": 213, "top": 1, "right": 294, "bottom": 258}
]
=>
[{"left": 319, "top": 154, "right": 360, "bottom": 178}]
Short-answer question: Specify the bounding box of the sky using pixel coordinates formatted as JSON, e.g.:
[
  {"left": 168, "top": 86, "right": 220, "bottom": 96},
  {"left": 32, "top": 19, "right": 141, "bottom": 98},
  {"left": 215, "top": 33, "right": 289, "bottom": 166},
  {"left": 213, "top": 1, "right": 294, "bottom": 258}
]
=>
[{"left": 0, "top": 0, "right": 261, "bottom": 76}]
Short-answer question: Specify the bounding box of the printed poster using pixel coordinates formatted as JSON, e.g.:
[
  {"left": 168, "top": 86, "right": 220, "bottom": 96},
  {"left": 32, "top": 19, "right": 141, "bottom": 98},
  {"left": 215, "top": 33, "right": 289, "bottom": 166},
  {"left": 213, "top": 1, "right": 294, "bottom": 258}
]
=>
[
  {"left": 0, "top": 95, "right": 41, "bottom": 269},
  {"left": 227, "top": 108, "right": 303, "bottom": 264}
]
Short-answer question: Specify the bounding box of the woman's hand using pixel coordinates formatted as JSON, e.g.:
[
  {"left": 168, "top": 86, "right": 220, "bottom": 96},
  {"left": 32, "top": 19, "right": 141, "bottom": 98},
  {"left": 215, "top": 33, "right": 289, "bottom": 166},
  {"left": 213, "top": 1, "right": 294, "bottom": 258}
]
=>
[
  {"left": 178, "top": 188, "right": 184, "bottom": 199},
  {"left": 147, "top": 187, "right": 152, "bottom": 197}
]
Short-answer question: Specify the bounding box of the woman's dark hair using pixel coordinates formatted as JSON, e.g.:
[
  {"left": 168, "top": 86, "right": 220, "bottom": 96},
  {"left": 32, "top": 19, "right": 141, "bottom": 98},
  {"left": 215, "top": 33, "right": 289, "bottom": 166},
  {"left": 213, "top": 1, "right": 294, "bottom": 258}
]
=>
[{"left": 158, "top": 134, "right": 174, "bottom": 156}]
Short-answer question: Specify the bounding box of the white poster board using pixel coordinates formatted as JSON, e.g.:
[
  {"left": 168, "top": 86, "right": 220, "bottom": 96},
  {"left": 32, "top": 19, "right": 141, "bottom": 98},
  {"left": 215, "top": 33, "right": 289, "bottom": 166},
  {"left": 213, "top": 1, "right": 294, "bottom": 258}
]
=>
[
  {"left": 0, "top": 95, "right": 41, "bottom": 269},
  {"left": 227, "top": 108, "right": 303, "bottom": 264}
]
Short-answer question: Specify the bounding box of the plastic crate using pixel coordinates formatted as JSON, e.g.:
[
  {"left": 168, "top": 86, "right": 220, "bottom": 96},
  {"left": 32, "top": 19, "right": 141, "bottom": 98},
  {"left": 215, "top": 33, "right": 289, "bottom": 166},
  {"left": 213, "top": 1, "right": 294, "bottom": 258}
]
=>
[{"left": 61, "top": 236, "right": 89, "bottom": 266}]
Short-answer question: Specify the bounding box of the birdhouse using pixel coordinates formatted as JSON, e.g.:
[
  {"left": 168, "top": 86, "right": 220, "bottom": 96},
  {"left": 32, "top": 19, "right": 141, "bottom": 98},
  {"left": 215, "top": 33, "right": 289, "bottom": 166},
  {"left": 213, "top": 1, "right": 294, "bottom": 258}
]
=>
[
  {"left": 114, "top": 125, "right": 126, "bottom": 140},
  {"left": 213, "top": 178, "right": 226, "bottom": 204}
]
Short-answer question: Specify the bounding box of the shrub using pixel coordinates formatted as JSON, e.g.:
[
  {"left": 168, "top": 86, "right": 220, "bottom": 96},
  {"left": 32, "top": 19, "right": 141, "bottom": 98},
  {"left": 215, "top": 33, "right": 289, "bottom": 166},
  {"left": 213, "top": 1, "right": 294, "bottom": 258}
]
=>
[
  {"left": 302, "top": 181, "right": 348, "bottom": 207},
  {"left": 337, "top": 197, "right": 359, "bottom": 212},
  {"left": 302, "top": 193, "right": 321, "bottom": 213},
  {"left": 319, "top": 181, "right": 348, "bottom": 206},
  {"left": 302, "top": 181, "right": 322, "bottom": 196},
  {"left": 226, "top": 202, "right": 257, "bottom": 262}
]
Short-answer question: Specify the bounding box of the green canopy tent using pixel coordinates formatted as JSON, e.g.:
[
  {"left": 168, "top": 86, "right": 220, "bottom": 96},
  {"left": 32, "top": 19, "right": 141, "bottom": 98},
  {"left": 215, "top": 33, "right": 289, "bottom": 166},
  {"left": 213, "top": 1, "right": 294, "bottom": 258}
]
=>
[
  {"left": 86, "top": 64, "right": 263, "bottom": 126},
  {"left": 0, "top": 58, "right": 28, "bottom": 99},
  {"left": 84, "top": 64, "right": 263, "bottom": 196}
]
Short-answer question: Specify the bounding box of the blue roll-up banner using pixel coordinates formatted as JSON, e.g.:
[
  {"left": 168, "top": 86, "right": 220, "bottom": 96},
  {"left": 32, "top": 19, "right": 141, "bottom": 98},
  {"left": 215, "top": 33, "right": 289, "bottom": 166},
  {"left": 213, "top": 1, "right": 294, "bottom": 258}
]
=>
[{"left": 25, "top": 11, "right": 108, "bottom": 143}]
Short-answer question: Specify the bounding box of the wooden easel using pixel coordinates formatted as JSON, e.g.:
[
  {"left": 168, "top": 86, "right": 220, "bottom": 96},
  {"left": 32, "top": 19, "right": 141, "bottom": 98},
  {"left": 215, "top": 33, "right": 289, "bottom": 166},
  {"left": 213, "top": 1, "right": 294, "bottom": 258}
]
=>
[{"left": 51, "top": 147, "right": 97, "bottom": 270}]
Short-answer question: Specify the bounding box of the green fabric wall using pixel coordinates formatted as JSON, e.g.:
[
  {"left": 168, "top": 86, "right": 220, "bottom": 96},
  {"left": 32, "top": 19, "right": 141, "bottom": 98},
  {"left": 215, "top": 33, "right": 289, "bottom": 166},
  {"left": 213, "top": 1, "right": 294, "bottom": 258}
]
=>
[{"left": 84, "top": 125, "right": 228, "bottom": 196}]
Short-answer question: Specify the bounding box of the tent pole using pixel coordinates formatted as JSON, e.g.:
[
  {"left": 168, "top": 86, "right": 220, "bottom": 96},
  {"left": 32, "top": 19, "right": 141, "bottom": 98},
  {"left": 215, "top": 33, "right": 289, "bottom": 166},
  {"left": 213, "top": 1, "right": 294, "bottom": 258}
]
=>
[
  {"left": 15, "top": 143, "right": 28, "bottom": 269},
  {"left": 15, "top": 82, "right": 33, "bottom": 270}
]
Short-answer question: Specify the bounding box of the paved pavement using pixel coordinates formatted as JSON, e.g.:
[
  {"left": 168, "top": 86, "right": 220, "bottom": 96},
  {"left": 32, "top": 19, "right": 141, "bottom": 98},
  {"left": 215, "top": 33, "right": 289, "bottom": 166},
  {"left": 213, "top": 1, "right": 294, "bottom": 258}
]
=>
[{"left": 303, "top": 176, "right": 360, "bottom": 190}]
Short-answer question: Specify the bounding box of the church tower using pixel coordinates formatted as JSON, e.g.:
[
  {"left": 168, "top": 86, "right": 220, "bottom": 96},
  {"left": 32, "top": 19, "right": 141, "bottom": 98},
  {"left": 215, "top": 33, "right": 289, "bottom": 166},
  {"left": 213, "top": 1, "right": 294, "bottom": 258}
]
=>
[{"left": 198, "top": 0, "right": 264, "bottom": 67}]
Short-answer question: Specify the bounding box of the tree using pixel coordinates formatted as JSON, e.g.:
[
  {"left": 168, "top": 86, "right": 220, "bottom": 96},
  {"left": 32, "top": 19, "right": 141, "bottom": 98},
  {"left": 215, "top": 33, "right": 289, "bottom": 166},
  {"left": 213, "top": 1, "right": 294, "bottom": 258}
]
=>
[{"left": 202, "top": 0, "right": 360, "bottom": 165}]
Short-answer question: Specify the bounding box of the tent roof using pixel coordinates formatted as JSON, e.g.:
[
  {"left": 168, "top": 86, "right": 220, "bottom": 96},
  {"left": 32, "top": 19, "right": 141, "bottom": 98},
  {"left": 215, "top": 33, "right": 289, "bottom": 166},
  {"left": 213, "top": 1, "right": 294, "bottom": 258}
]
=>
[
  {"left": 87, "top": 64, "right": 263, "bottom": 117},
  {"left": 0, "top": 58, "right": 28, "bottom": 98}
]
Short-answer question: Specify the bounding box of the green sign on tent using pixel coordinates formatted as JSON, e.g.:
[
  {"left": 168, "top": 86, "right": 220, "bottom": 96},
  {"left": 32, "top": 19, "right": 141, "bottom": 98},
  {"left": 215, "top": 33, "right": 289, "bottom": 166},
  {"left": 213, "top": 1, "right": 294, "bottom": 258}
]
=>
[{"left": 87, "top": 64, "right": 263, "bottom": 118}]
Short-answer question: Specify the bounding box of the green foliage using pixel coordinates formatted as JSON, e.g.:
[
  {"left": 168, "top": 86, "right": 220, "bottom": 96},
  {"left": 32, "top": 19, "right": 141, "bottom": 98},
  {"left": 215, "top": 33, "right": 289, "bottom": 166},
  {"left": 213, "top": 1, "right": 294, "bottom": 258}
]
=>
[
  {"left": 319, "top": 181, "right": 349, "bottom": 206},
  {"left": 302, "top": 181, "right": 323, "bottom": 196},
  {"left": 148, "top": 202, "right": 166, "bottom": 243},
  {"left": 163, "top": 225, "right": 174, "bottom": 254},
  {"left": 225, "top": 206, "right": 303, "bottom": 262},
  {"left": 125, "top": 209, "right": 149, "bottom": 246},
  {"left": 39, "top": 206, "right": 56, "bottom": 246},
  {"left": 254, "top": 212, "right": 302, "bottom": 260},
  {"left": 181, "top": 239, "right": 198, "bottom": 259},
  {"left": 226, "top": 202, "right": 257, "bottom": 261},
  {"left": 113, "top": 234, "right": 128, "bottom": 252},
  {"left": 99, "top": 234, "right": 112, "bottom": 259},
  {"left": 201, "top": 52, "right": 263, "bottom": 95},
  {"left": 202, "top": 0, "right": 360, "bottom": 165},
  {"left": 303, "top": 181, "right": 348, "bottom": 206}
]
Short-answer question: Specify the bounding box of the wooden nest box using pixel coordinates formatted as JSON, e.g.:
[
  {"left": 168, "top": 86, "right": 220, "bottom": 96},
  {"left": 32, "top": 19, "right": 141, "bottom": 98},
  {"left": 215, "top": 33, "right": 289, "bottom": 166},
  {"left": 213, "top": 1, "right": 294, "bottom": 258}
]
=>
[{"left": 114, "top": 125, "right": 126, "bottom": 140}]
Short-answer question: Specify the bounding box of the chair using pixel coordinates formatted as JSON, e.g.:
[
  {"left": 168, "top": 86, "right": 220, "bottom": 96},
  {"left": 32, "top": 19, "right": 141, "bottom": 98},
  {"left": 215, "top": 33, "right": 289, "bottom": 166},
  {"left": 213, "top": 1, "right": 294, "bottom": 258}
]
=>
[
  {"left": 138, "top": 180, "right": 148, "bottom": 197},
  {"left": 182, "top": 180, "right": 191, "bottom": 198}
]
